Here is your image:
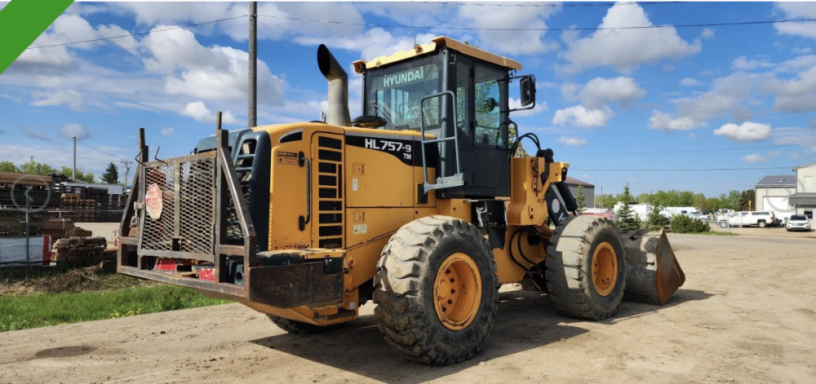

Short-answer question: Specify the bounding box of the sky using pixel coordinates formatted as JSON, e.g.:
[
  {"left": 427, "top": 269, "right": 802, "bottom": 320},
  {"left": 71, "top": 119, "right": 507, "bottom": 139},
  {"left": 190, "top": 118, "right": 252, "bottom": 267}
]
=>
[{"left": 1, "top": 1, "right": 815, "bottom": 197}]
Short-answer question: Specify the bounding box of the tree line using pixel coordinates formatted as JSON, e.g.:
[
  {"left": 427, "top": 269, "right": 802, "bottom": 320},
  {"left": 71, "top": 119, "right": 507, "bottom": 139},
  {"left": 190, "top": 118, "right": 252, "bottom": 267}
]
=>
[
  {"left": 0, "top": 160, "right": 121, "bottom": 185},
  {"left": 595, "top": 188, "right": 757, "bottom": 212}
]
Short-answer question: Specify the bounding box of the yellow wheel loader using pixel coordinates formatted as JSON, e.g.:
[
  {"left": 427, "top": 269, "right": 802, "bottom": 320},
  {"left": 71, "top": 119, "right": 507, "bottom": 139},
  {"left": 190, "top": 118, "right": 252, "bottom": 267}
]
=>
[{"left": 118, "top": 37, "right": 685, "bottom": 365}]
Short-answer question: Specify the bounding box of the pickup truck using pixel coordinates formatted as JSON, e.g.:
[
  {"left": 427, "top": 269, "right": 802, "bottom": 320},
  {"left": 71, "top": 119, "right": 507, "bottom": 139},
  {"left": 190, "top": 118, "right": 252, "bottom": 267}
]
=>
[{"left": 722, "top": 211, "right": 779, "bottom": 228}]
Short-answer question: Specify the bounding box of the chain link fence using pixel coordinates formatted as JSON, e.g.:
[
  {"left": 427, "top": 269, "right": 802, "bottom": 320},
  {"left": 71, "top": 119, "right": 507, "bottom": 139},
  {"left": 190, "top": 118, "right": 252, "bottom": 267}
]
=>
[{"left": 0, "top": 179, "right": 126, "bottom": 276}]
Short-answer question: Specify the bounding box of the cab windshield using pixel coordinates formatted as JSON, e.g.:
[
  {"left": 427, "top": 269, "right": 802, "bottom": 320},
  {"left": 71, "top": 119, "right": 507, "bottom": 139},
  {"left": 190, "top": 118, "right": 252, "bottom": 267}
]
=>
[{"left": 365, "top": 56, "right": 442, "bottom": 131}]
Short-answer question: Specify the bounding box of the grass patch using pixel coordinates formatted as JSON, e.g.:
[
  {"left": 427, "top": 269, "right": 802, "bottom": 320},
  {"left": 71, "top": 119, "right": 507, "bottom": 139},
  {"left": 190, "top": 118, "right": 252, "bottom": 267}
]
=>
[
  {"left": 692, "top": 231, "right": 739, "bottom": 236},
  {"left": 0, "top": 285, "right": 228, "bottom": 332}
]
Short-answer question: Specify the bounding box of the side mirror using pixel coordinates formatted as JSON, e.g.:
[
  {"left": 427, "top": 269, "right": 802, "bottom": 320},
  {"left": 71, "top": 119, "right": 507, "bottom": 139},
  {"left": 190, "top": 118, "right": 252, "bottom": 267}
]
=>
[
  {"left": 519, "top": 76, "right": 536, "bottom": 107},
  {"left": 484, "top": 97, "right": 498, "bottom": 112}
]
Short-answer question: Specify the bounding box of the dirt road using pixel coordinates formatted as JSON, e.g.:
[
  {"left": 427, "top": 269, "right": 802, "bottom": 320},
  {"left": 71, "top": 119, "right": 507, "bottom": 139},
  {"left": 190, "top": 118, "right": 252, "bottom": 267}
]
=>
[{"left": 1, "top": 234, "right": 815, "bottom": 384}]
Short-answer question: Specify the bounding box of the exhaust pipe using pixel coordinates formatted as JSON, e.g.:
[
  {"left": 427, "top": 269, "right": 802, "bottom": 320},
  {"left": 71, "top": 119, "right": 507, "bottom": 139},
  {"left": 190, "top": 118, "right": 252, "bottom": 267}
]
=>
[{"left": 317, "top": 44, "right": 352, "bottom": 127}]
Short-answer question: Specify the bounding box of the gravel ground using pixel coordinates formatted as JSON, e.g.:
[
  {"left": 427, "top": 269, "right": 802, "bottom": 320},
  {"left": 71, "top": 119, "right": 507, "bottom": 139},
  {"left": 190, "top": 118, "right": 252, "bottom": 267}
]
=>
[{"left": 1, "top": 234, "right": 814, "bottom": 384}]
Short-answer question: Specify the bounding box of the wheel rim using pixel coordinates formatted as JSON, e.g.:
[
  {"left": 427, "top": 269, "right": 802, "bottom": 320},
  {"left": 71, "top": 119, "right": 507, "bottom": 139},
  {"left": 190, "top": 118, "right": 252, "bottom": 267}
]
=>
[
  {"left": 434, "top": 252, "right": 482, "bottom": 331},
  {"left": 591, "top": 242, "right": 618, "bottom": 297}
]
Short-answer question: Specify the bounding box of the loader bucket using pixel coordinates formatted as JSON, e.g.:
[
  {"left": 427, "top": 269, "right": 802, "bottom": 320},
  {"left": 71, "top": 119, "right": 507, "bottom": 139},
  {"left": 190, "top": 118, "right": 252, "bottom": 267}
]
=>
[{"left": 621, "top": 229, "right": 685, "bottom": 305}]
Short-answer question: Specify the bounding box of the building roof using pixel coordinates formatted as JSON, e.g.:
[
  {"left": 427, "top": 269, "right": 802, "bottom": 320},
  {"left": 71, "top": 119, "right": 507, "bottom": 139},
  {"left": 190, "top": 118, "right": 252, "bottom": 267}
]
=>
[
  {"left": 794, "top": 161, "right": 816, "bottom": 170},
  {"left": 790, "top": 193, "right": 816, "bottom": 206},
  {"left": 756, "top": 175, "right": 796, "bottom": 188},
  {"left": 565, "top": 176, "right": 595, "bottom": 188},
  {"left": 0, "top": 172, "right": 52, "bottom": 186},
  {"left": 353, "top": 36, "right": 522, "bottom": 73}
]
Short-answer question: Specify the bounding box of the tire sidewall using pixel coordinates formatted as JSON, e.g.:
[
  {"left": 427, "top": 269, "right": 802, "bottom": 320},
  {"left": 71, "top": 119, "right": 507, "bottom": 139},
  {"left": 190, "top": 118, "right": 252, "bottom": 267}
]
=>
[
  {"left": 585, "top": 227, "right": 626, "bottom": 311},
  {"left": 420, "top": 228, "right": 497, "bottom": 346}
]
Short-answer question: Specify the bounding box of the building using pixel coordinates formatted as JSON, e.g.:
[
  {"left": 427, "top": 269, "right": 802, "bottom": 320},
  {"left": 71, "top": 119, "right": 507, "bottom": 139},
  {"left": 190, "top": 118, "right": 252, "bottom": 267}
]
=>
[
  {"left": 565, "top": 176, "right": 595, "bottom": 208},
  {"left": 755, "top": 175, "right": 796, "bottom": 220},
  {"left": 790, "top": 162, "right": 816, "bottom": 219}
]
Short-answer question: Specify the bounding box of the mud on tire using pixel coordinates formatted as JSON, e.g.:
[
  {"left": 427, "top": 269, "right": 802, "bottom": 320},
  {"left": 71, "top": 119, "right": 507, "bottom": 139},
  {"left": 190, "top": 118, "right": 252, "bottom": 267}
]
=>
[
  {"left": 545, "top": 215, "right": 626, "bottom": 320},
  {"left": 373, "top": 215, "right": 498, "bottom": 365}
]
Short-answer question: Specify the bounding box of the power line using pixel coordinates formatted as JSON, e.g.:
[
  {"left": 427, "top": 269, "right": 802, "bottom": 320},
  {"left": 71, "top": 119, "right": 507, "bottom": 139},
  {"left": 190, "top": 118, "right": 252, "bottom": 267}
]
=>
[
  {"left": 77, "top": 141, "right": 129, "bottom": 161},
  {"left": 421, "top": 1, "right": 684, "bottom": 7},
  {"left": 23, "top": 13, "right": 816, "bottom": 50},
  {"left": 572, "top": 166, "right": 795, "bottom": 172},
  {"left": 562, "top": 144, "right": 799, "bottom": 157},
  {"left": 258, "top": 14, "right": 816, "bottom": 32},
  {"left": 27, "top": 15, "right": 248, "bottom": 50}
]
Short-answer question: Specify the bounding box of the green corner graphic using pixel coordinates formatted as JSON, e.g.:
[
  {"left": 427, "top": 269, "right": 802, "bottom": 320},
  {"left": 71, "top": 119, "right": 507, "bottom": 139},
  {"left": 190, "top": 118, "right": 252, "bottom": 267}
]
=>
[{"left": 0, "top": 0, "right": 75, "bottom": 75}]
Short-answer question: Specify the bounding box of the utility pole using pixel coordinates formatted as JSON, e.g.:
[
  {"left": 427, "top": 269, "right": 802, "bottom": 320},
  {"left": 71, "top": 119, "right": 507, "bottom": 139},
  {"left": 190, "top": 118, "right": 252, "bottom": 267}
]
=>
[
  {"left": 248, "top": 1, "right": 257, "bottom": 128},
  {"left": 120, "top": 161, "right": 133, "bottom": 188},
  {"left": 72, "top": 136, "right": 77, "bottom": 180}
]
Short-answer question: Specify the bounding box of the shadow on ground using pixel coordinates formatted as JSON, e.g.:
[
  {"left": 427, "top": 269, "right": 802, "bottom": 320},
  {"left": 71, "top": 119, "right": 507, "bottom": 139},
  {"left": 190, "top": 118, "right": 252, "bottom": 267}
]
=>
[{"left": 251, "top": 288, "right": 712, "bottom": 383}]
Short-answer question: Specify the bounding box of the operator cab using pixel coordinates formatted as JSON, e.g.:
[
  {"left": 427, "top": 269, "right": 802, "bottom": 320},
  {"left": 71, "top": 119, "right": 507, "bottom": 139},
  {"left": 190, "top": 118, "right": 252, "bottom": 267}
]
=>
[{"left": 353, "top": 37, "right": 536, "bottom": 199}]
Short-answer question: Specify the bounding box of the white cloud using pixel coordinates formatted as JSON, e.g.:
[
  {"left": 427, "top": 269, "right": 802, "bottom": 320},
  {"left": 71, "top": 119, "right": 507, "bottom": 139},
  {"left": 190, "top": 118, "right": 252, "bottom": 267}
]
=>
[
  {"left": 793, "top": 47, "right": 813, "bottom": 55},
  {"left": 731, "top": 56, "right": 774, "bottom": 71},
  {"left": 59, "top": 123, "right": 91, "bottom": 140},
  {"left": 31, "top": 90, "right": 84, "bottom": 111},
  {"left": 142, "top": 26, "right": 285, "bottom": 107},
  {"left": 742, "top": 153, "right": 767, "bottom": 163},
  {"left": 688, "top": 133, "right": 697, "bottom": 140},
  {"left": 774, "top": 3, "right": 816, "bottom": 40},
  {"left": 161, "top": 127, "right": 176, "bottom": 137},
  {"left": 559, "top": 3, "right": 701, "bottom": 74},
  {"left": 651, "top": 72, "right": 760, "bottom": 131},
  {"left": 180, "top": 101, "right": 237, "bottom": 125},
  {"left": 773, "top": 127, "right": 816, "bottom": 151},
  {"left": 766, "top": 65, "right": 816, "bottom": 112},
  {"left": 295, "top": 28, "right": 437, "bottom": 61},
  {"left": 456, "top": 4, "right": 560, "bottom": 55},
  {"left": 648, "top": 110, "right": 701, "bottom": 131},
  {"left": 582, "top": 174, "right": 595, "bottom": 181},
  {"left": 19, "top": 128, "right": 53, "bottom": 143},
  {"left": 680, "top": 78, "right": 703, "bottom": 87},
  {"left": 108, "top": 2, "right": 364, "bottom": 42},
  {"left": 713, "top": 122, "right": 772, "bottom": 142},
  {"left": 96, "top": 24, "right": 138, "bottom": 54},
  {"left": 578, "top": 77, "right": 645, "bottom": 108},
  {"left": 552, "top": 106, "right": 612, "bottom": 128},
  {"left": 555, "top": 136, "right": 588, "bottom": 146},
  {"left": 700, "top": 28, "right": 715, "bottom": 39},
  {"left": 508, "top": 97, "right": 547, "bottom": 117}
]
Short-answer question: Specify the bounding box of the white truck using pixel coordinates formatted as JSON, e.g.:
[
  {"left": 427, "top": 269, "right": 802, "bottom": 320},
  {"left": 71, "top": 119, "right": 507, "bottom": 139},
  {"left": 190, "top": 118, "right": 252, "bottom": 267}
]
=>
[{"left": 722, "top": 211, "right": 780, "bottom": 228}]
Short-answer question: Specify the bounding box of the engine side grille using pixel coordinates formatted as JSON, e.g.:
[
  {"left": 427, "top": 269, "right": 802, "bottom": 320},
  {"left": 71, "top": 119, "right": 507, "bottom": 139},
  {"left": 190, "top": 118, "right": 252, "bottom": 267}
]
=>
[{"left": 316, "top": 135, "right": 343, "bottom": 249}]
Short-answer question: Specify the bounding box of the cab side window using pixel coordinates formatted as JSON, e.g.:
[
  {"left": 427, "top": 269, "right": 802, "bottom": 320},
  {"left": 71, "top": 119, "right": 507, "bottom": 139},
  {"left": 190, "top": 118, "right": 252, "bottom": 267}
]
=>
[{"left": 473, "top": 65, "right": 505, "bottom": 147}]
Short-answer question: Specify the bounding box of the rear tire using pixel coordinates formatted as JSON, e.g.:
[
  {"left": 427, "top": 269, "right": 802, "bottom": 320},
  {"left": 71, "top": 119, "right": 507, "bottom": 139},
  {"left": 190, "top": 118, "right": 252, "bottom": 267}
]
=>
[
  {"left": 268, "top": 315, "right": 341, "bottom": 335},
  {"left": 374, "top": 216, "right": 498, "bottom": 365},
  {"left": 545, "top": 216, "right": 626, "bottom": 320},
  {"left": 758, "top": 220, "right": 767, "bottom": 228}
]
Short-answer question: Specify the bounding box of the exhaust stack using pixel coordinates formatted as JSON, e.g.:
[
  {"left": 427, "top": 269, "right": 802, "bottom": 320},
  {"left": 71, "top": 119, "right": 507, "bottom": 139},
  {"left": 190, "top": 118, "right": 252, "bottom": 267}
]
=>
[{"left": 317, "top": 44, "right": 352, "bottom": 127}]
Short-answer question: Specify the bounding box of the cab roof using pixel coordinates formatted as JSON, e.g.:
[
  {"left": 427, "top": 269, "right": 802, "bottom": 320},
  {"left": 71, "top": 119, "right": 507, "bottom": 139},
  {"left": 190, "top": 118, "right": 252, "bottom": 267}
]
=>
[{"left": 352, "top": 36, "right": 523, "bottom": 74}]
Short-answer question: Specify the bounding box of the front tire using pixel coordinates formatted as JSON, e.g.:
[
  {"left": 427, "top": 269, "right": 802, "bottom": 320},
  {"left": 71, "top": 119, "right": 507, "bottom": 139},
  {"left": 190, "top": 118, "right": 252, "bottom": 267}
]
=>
[
  {"left": 374, "top": 216, "right": 498, "bottom": 365},
  {"left": 545, "top": 216, "right": 626, "bottom": 320}
]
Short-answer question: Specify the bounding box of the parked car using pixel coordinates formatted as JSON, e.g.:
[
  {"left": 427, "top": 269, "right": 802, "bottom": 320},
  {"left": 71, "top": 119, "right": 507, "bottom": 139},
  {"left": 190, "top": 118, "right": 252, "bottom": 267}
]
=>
[
  {"left": 724, "top": 211, "right": 779, "bottom": 228},
  {"left": 786, "top": 215, "right": 811, "bottom": 232}
]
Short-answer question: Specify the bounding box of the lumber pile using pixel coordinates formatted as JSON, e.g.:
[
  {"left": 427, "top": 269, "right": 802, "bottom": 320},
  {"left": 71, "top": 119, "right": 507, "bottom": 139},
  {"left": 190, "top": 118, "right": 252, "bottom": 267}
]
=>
[
  {"left": 60, "top": 194, "right": 95, "bottom": 222},
  {"left": 52, "top": 236, "right": 108, "bottom": 266}
]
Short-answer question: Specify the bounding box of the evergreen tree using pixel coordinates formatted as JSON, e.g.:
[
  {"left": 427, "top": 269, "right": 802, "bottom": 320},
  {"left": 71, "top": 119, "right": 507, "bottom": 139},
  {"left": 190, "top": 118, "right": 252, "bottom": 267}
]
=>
[
  {"left": 615, "top": 183, "right": 641, "bottom": 231},
  {"left": 576, "top": 184, "right": 586, "bottom": 213},
  {"left": 646, "top": 205, "right": 670, "bottom": 231},
  {"left": 101, "top": 162, "right": 119, "bottom": 184}
]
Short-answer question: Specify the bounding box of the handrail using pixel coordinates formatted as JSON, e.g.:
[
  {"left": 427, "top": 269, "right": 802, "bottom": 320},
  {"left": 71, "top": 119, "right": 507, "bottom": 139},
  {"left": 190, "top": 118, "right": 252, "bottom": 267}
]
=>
[
  {"left": 419, "top": 90, "right": 460, "bottom": 186},
  {"left": 298, "top": 151, "right": 311, "bottom": 231}
]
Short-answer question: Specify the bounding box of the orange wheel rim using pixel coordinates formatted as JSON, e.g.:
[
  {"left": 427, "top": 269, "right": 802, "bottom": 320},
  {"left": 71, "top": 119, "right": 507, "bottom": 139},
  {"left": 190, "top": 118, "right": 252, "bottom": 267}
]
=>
[
  {"left": 434, "top": 253, "right": 482, "bottom": 331},
  {"left": 591, "top": 242, "right": 618, "bottom": 297}
]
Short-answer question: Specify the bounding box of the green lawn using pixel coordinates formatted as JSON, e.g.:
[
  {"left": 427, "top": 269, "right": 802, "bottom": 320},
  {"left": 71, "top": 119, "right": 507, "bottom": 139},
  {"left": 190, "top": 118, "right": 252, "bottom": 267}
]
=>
[{"left": 0, "top": 285, "right": 228, "bottom": 332}]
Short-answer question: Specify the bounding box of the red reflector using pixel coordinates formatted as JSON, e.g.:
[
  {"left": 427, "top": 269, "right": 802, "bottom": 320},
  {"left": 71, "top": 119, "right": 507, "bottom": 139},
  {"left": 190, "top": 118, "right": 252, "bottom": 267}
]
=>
[
  {"left": 155, "top": 258, "right": 177, "bottom": 271},
  {"left": 198, "top": 267, "right": 215, "bottom": 281}
]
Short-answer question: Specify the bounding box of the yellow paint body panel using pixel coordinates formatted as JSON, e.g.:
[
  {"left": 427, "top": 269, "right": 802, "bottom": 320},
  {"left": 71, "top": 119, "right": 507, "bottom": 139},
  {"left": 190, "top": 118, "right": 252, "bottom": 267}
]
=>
[{"left": 243, "top": 123, "right": 569, "bottom": 326}]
